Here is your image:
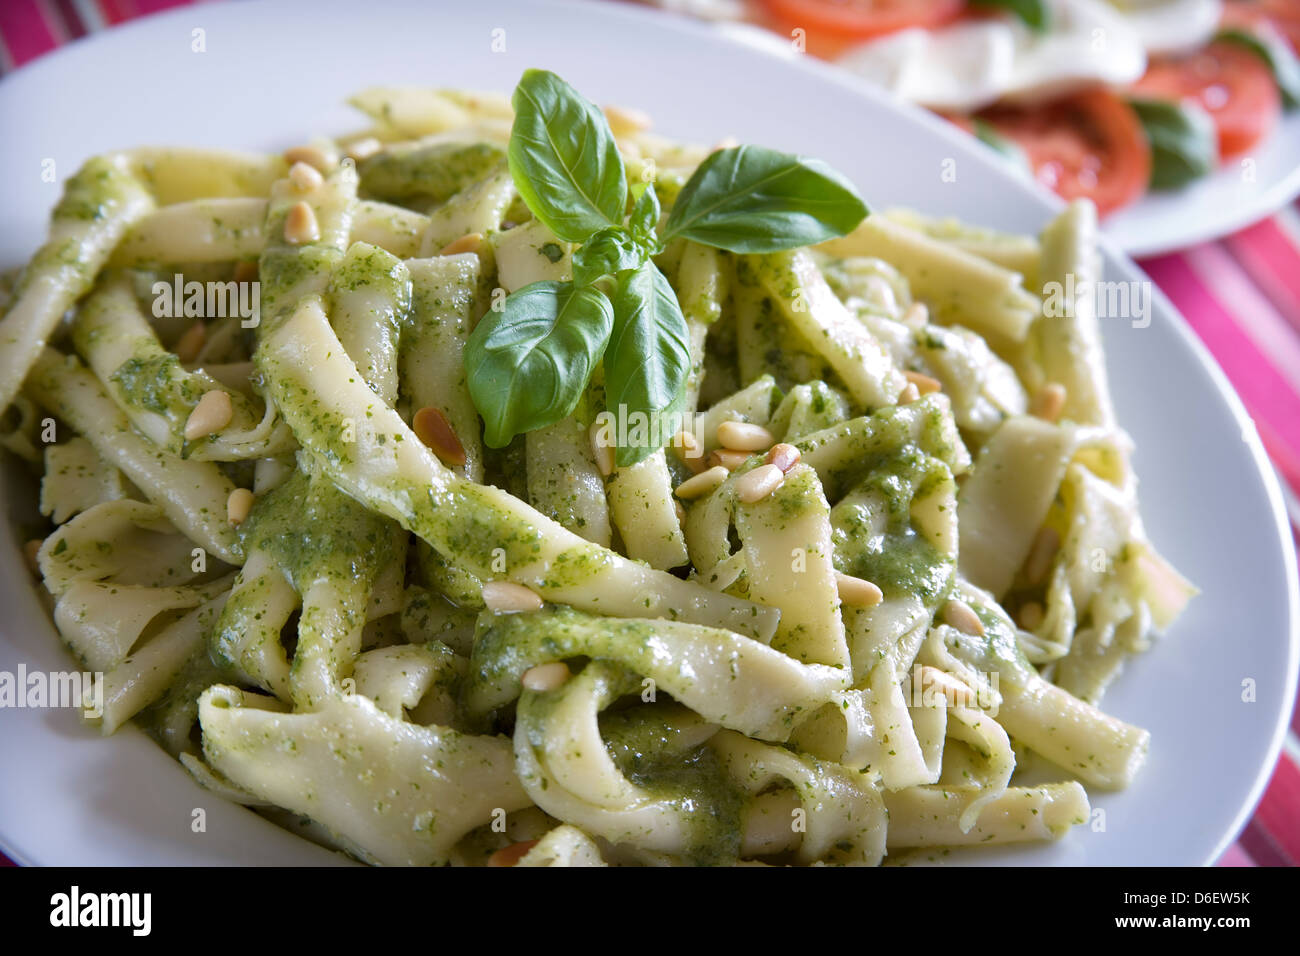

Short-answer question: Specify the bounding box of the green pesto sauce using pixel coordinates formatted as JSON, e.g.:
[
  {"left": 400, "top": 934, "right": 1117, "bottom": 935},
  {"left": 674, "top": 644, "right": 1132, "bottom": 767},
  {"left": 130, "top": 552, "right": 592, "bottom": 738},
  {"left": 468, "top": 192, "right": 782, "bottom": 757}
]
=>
[
  {"left": 111, "top": 352, "right": 200, "bottom": 419},
  {"left": 359, "top": 142, "right": 504, "bottom": 204}
]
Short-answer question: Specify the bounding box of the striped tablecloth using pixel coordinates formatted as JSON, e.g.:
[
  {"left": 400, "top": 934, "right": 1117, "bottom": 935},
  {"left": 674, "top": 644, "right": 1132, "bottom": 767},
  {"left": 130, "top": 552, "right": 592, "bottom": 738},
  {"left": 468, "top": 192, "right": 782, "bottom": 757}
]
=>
[{"left": 0, "top": 0, "right": 1296, "bottom": 868}]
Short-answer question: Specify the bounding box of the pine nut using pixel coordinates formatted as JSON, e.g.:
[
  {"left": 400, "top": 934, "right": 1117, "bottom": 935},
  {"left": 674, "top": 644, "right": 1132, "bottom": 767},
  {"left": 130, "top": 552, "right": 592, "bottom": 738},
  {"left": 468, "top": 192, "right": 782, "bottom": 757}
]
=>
[
  {"left": 603, "top": 104, "right": 651, "bottom": 137},
  {"left": 23, "top": 539, "right": 42, "bottom": 576},
  {"left": 673, "top": 430, "right": 706, "bottom": 474},
  {"left": 345, "top": 137, "right": 382, "bottom": 162},
  {"left": 1023, "top": 526, "right": 1060, "bottom": 585},
  {"left": 288, "top": 160, "right": 324, "bottom": 194},
  {"left": 487, "top": 840, "right": 540, "bottom": 867},
  {"left": 439, "top": 232, "right": 483, "bottom": 256},
  {"left": 589, "top": 422, "right": 615, "bottom": 477},
  {"left": 919, "top": 665, "right": 976, "bottom": 709},
  {"left": 412, "top": 406, "right": 467, "bottom": 466},
  {"left": 1031, "top": 382, "right": 1067, "bottom": 422},
  {"left": 675, "top": 465, "right": 728, "bottom": 500},
  {"left": 227, "top": 487, "right": 255, "bottom": 525},
  {"left": 233, "top": 260, "right": 258, "bottom": 282},
  {"left": 173, "top": 322, "right": 206, "bottom": 364},
  {"left": 710, "top": 136, "right": 739, "bottom": 153},
  {"left": 716, "top": 420, "right": 774, "bottom": 452},
  {"left": 836, "top": 572, "right": 883, "bottom": 607},
  {"left": 283, "top": 201, "right": 319, "bottom": 245},
  {"left": 902, "top": 302, "right": 929, "bottom": 327},
  {"left": 898, "top": 383, "right": 921, "bottom": 404},
  {"left": 708, "top": 448, "right": 751, "bottom": 471},
  {"left": 736, "top": 463, "right": 784, "bottom": 503},
  {"left": 904, "top": 370, "right": 942, "bottom": 395},
  {"left": 521, "top": 661, "right": 570, "bottom": 692},
  {"left": 1018, "top": 601, "right": 1044, "bottom": 631},
  {"left": 765, "top": 442, "right": 801, "bottom": 473},
  {"left": 184, "top": 389, "right": 234, "bottom": 440},
  {"left": 283, "top": 145, "right": 332, "bottom": 173},
  {"left": 482, "top": 581, "right": 544, "bottom": 614},
  {"left": 942, "top": 599, "right": 985, "bottom": 636}
]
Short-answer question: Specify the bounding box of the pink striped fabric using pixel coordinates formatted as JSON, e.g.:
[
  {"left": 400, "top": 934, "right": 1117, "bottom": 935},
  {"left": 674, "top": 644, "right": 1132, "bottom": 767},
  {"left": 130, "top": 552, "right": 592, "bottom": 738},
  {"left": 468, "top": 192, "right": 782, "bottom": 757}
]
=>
[{"left": 0, "top": 0, "right": 1295, "bottom": 869}]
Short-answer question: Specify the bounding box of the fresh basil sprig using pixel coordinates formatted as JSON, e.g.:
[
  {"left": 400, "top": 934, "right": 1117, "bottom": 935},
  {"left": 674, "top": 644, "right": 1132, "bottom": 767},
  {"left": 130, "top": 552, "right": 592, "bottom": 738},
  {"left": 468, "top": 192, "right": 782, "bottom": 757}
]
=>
[
  {"left": 466, "top": 69, "right": 870, "bottom": 466},
  {"left": 606, "top": 262, "right": 692, "bottom": 466},
  {"left": 662, "top": 145, "right": 867, "bottom": 252},
  {"left": 466, "top": 281, "right": 614, "bottom": 448}
]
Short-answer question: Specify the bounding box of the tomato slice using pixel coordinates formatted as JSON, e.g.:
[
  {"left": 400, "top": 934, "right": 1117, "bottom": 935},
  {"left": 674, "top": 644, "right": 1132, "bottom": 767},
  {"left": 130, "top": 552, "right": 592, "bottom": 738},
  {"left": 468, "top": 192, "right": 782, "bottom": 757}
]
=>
[
  {"left": 756, "top": 0, "right": 965, "bottom": 57},
  {"left": 1130, "top": 40, "right": 1281, "bottom": 158},
  {"left": 1222, "top": 0, "right": 1300, "bottom": 54},
  {"left": 975, "top": 90, "right": 1152, "bottom": 217}
]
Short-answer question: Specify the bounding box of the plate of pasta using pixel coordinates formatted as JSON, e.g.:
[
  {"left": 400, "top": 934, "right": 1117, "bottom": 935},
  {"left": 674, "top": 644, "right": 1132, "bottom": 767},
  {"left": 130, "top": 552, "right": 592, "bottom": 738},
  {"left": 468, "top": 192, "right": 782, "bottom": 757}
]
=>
[{"left": 0, "top": 0, "right": 1294, "bottom": 867}]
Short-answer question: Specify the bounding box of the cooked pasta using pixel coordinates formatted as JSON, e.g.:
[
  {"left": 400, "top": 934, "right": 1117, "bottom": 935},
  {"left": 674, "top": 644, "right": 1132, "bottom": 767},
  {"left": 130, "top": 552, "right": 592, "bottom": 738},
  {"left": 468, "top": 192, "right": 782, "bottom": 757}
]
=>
[{"left": 0, "top": 77, "right": 1195, "bottom": 867}]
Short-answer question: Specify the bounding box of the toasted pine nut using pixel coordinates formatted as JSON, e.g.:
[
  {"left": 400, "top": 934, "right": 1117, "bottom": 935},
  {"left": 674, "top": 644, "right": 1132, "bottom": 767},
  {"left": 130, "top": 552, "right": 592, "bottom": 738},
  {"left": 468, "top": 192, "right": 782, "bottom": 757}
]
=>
[
  {"left": 942, "top": 599, "right": 986, "bottom": 636},
  {"left": 919, "top": 665, "right": 977, "bottom": 709},
  {"left": 902, "top": 302, "right": 929, "bottom": 327},
  {"left": 23, "top": 539, "right": 43, "bottom": 576},
  {"left": 283, "top": 145, "right": 332, "bottom": 173},
  {"left": 589, "top": 423, "right": 615, "bottom": 477},
  {"left": 482, "top": 581, "right": 544, "bottom": 614},
  {"left": 604, "top": 104, "right": 651, "bottom": 137},
  {"left": 1023, "top": 526, "right": 1060, "bottom": 585},
  {"left": 521, "top": 661, "right": 569, "bottom": 692},
  {"left": 675, "top": 465, "right": 728, "bottom": 500},
  {"left": 227, "top": 488, "right": 255, "bottom": 525},
  {"left": 898, "top": 383, "right": 921, "bottom": 404},
  {"left": 184, "top": 389, "right": 233, "bottom": 441},
  {"left": 283, "top": 201, "right": 319, "bottom": 245},
  {"left": 173, "top": 322, "right": 206, "bottom": 364},
  {"left": 1018, "top": 600, "right": 1045, "bottom": 631},
  {"left": 345, "top": 137, "right": 382, "bottom": 162},
  {"left": 1031, "top": 382, "right": 1067, "bottom": 423},
  {"left": 673, "top": 430, "right": 706, "bottom": 474},
  {"left": 716, "top": 420, "right": 774, "bottom": 452},
  {"left": 439, "top": 232, "right": 483, "bottom": 257},
  {"left": 233, "top": 260, "right": 259, "bottom": 283},
  {"left": 288, "top": 160, "right": 324, "bottom": 194},
  {"left": 904, "top": 370, "right": 942, "bottom": 396},
  {"left": 412, "top": 406, "right": 467, "bottom": 466},
  {"left": 765, "top": 442, "right": 801, "bottom": 473},
  {"left": 736, "top": 463, "right": 785, "bottom": 503},
  {"left": 708, "top": 448, "right": 752, "bottom": 471},
  {"left": 710, "top": 135, "right": 739, "bottom": 153},
  {"left": 487, "top": 840, "right": 541, "bottom": 867},
  {"left": 836, "top": 572, "right": 883, "bottom": 608}
]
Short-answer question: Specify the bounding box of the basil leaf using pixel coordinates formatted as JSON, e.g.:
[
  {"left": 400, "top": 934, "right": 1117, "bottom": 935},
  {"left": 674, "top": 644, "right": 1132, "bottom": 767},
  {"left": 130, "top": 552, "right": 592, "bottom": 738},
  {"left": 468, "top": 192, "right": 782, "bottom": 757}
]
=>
[
  {"left": 466, "top": 281, "right": 614, "bottom": 448},
  {"left": 1217, "top": 27, "right": 1300, "bottom": 109},
  {"left": 572, "top": 227, "right": 646, "bottom": 286},
  {"left": 605, "top": 262, "right": 691, "bottom": 467},
  {"left": 1129, "top": 98, "right": 1217, "bottom": 190},
  {"left": 508, "top": 69, "right": 628, "bottom": 242},
  {"left": 663, "top": 145, "right": 868, "bottom": 253},
  {"left": 970, "top": 0, "right": 1047, "bottom": 30},
  {"left": 629, "top": 183, "right": 662, "bottom": 248}
]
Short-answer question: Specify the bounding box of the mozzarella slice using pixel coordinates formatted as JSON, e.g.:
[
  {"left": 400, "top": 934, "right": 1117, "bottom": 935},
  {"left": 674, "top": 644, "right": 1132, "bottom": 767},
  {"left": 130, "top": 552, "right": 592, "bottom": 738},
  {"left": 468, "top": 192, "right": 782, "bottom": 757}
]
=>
[{"left": 1106, "top": 0, "right": 1223, "bottom": 57}]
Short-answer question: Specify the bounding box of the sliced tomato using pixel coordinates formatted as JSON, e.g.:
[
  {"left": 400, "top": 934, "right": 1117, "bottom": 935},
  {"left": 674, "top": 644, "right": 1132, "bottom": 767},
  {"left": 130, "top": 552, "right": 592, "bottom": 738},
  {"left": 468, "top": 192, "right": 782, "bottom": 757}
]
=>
[
  {"left": 756, "top": 0, "right": 965, "bottom": 57},
  {"left": 975, "top": 90, "right": 1152, "bottom": 217},
  {"left": 1222, "top": 0, "right": 1300, "bottom": 54},
  {"left": 1131, "top": 40, "right": 1281, "bottom": 158}
]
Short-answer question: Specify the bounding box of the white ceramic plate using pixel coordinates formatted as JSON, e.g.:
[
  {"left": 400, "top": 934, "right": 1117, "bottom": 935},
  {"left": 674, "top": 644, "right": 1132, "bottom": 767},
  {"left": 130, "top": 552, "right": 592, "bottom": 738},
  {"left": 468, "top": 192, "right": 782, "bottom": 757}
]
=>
[
  {"left": 0, "top": 0, "right": 1295, "bottom": 867},
  {"left": 713, "top": 20, "right": 1300, "bottom": 258}
]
